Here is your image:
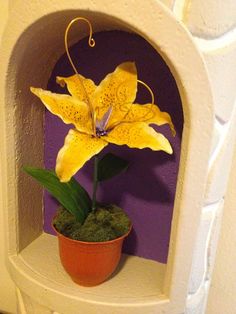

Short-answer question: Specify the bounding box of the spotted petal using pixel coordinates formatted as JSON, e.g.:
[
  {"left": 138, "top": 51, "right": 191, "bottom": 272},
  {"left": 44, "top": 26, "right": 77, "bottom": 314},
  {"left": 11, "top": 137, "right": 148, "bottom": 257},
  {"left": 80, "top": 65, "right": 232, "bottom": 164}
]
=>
[
  {"left": 30, "top": 87, "right": 92, "bottom": 134},
  {"left": 56, "top": 74, "right": 96, "bottom": 103},
  {"left": 56, "top": 129, "right": 108, "bottom": 182},
  {"left": 104, "top": 122, "right": 173, "bottom": 154},
  {"left": 92, "top": 62, "right": 137, "bottom": 122},
  {"left": 121, "top": 103, "right": 176, "bottom": 136}
]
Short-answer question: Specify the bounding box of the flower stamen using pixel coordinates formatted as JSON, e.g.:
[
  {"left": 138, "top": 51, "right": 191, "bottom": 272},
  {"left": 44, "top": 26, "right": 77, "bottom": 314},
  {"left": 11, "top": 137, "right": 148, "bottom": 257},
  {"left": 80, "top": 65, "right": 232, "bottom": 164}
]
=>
[{"left": 96, "top": 128, "right": 108, "bottom": 137}]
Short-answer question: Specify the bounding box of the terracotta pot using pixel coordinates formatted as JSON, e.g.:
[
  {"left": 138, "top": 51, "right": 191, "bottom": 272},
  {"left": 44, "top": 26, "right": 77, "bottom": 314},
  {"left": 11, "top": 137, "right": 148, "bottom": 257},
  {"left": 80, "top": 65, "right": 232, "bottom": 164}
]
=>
[{"left": 54, "top": 226, "right": 131, "bottom": 286}]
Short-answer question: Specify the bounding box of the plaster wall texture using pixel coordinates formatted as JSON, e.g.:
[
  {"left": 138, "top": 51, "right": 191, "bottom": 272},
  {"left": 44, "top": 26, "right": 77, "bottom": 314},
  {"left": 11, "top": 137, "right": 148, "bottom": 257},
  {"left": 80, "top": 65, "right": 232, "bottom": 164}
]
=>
[
  {"left": 0, "top": 3, "right": 212, "bottom": 314},
  {"left": 180, "top": 0, "right": 236, "bottom": 313},
  {"left": 0, "top": 1, "right": 17, "bottom": 313},
  {"left": 185, "top": 0, "right": 236, "bottom": 38},
  {"left": 0, "top": 0, "right": 236, "bottom": 314},
  {"left": 206, "top": 147, "right": 236, "bottom": 314},
  {"left": 160, "top": 0, "right": 175, "bottom": 9}
]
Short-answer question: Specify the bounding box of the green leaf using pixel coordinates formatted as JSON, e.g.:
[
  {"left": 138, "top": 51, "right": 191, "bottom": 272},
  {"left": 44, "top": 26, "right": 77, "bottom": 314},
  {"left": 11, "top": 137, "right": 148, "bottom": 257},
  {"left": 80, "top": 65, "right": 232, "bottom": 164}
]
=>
[
  {"left": 23, "top": 167, "right": 91, "bottom": 224},
  {"left": 97, "top": 153, "right": 129, "bottom": 182},
  {"left": 69, "top": 177, "right": 91, "bottom": 216}
]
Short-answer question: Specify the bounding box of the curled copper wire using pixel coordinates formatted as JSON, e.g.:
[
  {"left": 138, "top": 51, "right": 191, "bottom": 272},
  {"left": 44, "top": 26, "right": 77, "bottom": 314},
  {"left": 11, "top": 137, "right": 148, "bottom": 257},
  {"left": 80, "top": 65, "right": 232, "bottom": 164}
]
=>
[{"left": 64, "top": 17, "right": 156, "bottom": 133}]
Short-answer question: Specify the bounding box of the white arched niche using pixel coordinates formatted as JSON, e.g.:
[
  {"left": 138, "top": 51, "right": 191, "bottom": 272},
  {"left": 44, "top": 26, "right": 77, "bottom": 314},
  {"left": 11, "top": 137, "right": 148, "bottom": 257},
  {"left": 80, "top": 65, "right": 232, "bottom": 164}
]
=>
[{"left": 0, "top": 1, "right": 214, "bottom": 313}]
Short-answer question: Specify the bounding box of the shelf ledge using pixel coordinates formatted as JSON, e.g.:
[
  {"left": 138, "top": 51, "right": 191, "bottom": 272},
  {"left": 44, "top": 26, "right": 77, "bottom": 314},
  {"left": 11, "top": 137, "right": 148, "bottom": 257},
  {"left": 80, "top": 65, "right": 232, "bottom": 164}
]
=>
[{"left": 9, "top": 233, "right": 169, "bottom": 313}]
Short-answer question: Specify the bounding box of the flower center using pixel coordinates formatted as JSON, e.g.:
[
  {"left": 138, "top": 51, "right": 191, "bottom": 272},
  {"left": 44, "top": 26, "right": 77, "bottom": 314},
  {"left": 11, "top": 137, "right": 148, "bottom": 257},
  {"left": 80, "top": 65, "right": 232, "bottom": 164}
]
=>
[{"left": 96, "top": 127, "right": 108, "bottom": 137}]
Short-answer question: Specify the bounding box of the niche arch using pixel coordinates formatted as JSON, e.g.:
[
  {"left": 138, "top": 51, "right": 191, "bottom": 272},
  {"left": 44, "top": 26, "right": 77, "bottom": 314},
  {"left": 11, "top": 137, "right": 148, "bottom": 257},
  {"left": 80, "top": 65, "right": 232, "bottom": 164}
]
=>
[
  {"left": 0, "top": 1, "right": 214, "bottom": 313},
  {"left": 45, "top": 29, "right": 183, "bottom": 264}
]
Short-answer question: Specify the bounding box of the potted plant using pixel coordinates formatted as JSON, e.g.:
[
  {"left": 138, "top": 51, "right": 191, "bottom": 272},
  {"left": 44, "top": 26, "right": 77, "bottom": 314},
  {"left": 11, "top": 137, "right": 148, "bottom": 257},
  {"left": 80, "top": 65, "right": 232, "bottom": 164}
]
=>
[{"left": 24, "top": 17, "right": 175, "bottom": 286}]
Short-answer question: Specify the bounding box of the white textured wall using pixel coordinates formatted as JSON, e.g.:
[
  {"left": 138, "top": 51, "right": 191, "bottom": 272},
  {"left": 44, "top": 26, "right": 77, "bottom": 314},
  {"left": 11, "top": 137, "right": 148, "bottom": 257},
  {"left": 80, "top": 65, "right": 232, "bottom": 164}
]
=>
[
  {"left": 0, "top": 1, "right": 236, "bottom": 313},
  {"left": 181, "top": 0, "right": 236, "bottom": 313},
  {"left": 0, "top": 210, "right": 17, "bottom": 313},
  {"left": 0, "top": 2, "right": 17, "bottom": 313},
  {"left": 206, "top": 146, "right": 236, "bottom": 314}
]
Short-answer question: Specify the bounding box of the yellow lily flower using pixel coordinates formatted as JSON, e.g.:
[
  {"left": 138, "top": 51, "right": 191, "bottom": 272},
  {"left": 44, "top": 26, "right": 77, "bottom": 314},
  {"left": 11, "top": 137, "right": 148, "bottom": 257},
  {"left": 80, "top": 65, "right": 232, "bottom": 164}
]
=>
[{"left": 31, "top": 62, "right": 175, "bottom": 183}]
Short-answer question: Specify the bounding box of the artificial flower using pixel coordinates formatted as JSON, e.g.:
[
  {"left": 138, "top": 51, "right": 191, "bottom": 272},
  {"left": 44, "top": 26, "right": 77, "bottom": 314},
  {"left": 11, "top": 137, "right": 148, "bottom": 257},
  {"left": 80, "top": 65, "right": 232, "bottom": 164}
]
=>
[{"left": 31, "top": 62, "right": 175, "bottom": 182}]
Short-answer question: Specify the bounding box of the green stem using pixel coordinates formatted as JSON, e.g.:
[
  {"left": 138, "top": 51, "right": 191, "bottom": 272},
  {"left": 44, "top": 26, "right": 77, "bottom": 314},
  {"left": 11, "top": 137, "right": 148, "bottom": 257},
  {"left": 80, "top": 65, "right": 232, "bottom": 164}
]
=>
[{"left": 92, "top": 155, "right": 99, "bottom": 211}]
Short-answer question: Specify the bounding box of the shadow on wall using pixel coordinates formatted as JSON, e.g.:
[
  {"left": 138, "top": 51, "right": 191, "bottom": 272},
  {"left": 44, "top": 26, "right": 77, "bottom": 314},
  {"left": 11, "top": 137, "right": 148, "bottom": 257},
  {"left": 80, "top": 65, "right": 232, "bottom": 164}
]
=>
[{"left": 44, "top": 30, "right": 183, "bottom": 263}]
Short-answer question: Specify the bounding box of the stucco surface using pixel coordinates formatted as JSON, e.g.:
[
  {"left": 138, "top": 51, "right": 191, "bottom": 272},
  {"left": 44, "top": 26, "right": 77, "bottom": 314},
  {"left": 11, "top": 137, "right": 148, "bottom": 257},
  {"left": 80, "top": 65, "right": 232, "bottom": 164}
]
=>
[
  {"left": 206, "top": 147, "right": 236, "bottom": 314},
  {"left": 0, "top": 1, "right": 17, "bottom": 312},
  {"left": 2, "top": 0, "right": 235, "bottom": 313}
]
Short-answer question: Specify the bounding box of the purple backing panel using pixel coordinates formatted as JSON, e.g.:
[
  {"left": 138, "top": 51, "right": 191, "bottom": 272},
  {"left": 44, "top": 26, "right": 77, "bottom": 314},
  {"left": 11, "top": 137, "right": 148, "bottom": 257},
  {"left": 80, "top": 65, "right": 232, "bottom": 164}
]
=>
[{"left": 44, "top": 31, "right": 183, "bottom": 263}]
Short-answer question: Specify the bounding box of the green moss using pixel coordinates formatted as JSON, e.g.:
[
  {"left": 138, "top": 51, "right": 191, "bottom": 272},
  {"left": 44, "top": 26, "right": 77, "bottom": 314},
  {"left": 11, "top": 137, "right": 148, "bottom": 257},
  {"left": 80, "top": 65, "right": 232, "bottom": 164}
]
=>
[
  {"left": 53, "top": 207, "right": 82, "bottom": 237},
  {"left": 53, "top": 205, "right": 131, "bottom": 242}
]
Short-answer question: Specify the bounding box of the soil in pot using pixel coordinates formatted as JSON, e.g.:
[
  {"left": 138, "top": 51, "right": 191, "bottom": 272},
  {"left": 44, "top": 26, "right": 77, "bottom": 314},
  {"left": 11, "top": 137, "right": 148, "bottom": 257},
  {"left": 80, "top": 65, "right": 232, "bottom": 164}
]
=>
[{"left": 53, "top": 204, "right": 131, "bottom": 242}]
